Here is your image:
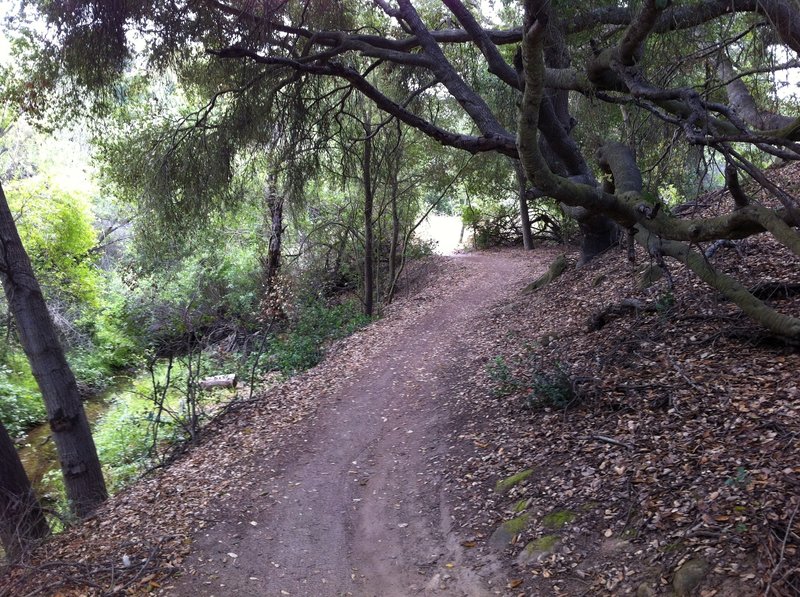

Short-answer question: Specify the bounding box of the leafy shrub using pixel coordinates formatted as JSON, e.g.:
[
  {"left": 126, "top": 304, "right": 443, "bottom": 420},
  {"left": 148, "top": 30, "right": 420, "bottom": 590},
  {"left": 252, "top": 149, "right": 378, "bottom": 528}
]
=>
[
  {"left": 0, "top": 360, "right": 45, "bottom": 437},
  {"left": 485, "top": 350, "right": 581, "bottom": 411},
  {"left": 486, "top": 356, "right": 520, "bottom": 398},
  {"left": 526, "top": 365, "right": 579, "bottom": 410},
  {"left": 270, "top": 299, "right": 370, "bottom": 375}
]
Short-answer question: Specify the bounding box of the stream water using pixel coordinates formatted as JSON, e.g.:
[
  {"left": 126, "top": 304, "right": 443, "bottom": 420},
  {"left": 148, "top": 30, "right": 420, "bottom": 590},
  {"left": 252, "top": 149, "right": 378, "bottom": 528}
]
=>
[{"left": 16, "top": 377, "right": 132, "bottom": 500}]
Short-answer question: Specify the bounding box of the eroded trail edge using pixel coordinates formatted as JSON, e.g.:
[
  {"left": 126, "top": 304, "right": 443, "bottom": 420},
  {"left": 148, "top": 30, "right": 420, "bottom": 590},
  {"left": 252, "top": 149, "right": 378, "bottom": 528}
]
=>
[{"left": 170, "top": 250, "right": 549, "bottom": 596}]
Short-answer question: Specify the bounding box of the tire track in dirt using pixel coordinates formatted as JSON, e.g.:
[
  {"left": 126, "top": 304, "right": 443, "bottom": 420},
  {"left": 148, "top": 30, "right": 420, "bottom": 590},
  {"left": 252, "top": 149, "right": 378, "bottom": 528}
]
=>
[{"left": 170, "top": 251, "right": 548, "bottom": 596}]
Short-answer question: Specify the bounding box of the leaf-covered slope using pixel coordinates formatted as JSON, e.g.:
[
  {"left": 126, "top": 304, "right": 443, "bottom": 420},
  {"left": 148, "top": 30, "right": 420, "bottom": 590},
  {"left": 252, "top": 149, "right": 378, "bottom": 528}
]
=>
[{"left": 447, "top": 164, "right": 800, "bottom": 596}]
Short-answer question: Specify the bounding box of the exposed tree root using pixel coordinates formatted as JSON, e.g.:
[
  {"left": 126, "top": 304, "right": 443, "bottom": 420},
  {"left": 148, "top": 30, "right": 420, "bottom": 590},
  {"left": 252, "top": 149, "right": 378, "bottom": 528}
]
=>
[{"left": 524, "top": 253, "right": 567, "bottom": 293}]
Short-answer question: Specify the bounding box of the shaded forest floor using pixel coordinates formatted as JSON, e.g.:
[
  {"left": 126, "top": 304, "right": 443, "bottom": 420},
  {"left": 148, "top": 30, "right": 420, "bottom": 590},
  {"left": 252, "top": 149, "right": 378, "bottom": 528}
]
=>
[{"left": 2, "top": 167, "right": 800, "bottom": 597}]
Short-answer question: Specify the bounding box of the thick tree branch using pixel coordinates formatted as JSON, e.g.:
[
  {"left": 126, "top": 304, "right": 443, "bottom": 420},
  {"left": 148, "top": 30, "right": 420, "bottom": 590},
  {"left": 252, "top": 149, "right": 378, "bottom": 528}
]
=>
[
  {"left": 442, "top": 0, "right": 519, "bottom": 89},
  {"left": 396, "top": 0, "right": 510, "bottom": 139},
  {"left": 717, "top": 56, "right": 796, "bottom": 131},
  {"left": 209, "top": 47, "right": 518, "bottom": 156}
]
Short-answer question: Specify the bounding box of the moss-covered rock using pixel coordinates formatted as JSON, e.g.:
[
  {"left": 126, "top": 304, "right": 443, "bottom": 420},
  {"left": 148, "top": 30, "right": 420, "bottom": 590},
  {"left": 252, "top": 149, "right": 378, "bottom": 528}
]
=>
[
  {"left": 495, "top": 469, "right": 533, "bottom": 494},
  {"left": 516, "top": 534, "right": 559, "bottom": 565},
  {"left": 513, "top": 498, "right": 529, "bottom": 513},
  {"left": 489, "top": 513, "right": 531, "bottom": 548},
  {"left": 542, "top": 510, "right": 576, "bottom": 529},
  {"left": 672, "top": 557, "right": 708, "bottom": 596}
]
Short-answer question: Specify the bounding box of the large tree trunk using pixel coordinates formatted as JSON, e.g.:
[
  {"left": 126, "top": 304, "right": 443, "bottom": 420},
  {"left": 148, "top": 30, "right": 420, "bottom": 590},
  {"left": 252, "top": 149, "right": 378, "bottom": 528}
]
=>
[
  {"left": 0, "top": 182, "right": 107, "bottom": 518},
  {"left": 577, "top": 213, "right": 619, "bottom": 264},
  {"left": 512, "top": 159, "right": 534, "bottom": 250},
  {"left": 362, "top": 117, "right": 375, "bottom": 317},
  {"left": 0, "top": 421, "right": 49, "bottom": 559}
]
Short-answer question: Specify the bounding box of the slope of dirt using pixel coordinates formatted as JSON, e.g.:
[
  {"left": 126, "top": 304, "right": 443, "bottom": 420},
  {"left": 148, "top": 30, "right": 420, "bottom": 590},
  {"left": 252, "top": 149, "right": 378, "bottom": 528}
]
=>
[
  {"left": 0, "top": 248, "right": 557, "bottom": 596},
  {"left": 442, "top": 164, "right": 800, "bottom": 597}
]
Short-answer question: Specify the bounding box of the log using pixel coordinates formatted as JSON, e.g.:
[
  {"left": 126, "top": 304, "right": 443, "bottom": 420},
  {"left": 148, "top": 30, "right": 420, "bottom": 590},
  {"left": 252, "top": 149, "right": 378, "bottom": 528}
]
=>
[{"left": 198, "top": 374, "right": 237, "bottom": 390}]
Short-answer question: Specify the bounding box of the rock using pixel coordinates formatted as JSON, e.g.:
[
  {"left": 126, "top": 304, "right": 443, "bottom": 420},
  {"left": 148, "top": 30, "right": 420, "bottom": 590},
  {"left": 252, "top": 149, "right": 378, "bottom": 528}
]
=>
[
  {"left": 489, "top": 513, "right": 531, "bottom": 548},
  {"left": 542, "top": 510, "right": 576, "bottom": 529},
  {"left": 494, "top": 469, "right": 533, "bottom": 494},
  {"left": 516, "top": 534, "right": 559, "bottom": 565},
  {"left": 636, "top": 581, "right": 656, "bottom": 597},
  {"left": 512, "top": 498, "right": 529, "bottom": 513},
  {"left": 672, "top": 557, "right": 708, "bottom": 596}
]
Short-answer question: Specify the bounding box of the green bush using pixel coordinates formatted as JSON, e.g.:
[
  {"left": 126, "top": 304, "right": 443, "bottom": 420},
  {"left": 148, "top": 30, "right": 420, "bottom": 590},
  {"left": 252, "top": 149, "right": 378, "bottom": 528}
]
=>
[
  {"left": 271, "top": 299, "right": 370, "bottom": 375},
  {"left": 526, "top": 366, "right": 578, "bottom": 410},
  {"left": 0, "top": 362, "right": 45, "bottom": 437},
  {"left": 0, "top": 351, "right": 47, "bottom": 436}
]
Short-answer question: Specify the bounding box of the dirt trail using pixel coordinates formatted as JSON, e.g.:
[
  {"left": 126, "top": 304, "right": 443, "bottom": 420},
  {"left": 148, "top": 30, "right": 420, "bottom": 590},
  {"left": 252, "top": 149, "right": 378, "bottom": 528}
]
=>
[{"left": 171, "top": 251, "right": 546, "bottom": 596}]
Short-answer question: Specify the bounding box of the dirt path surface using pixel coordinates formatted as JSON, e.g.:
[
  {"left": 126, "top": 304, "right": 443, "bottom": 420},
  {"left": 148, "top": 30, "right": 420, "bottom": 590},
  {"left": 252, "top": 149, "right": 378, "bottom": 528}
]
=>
[{"left": 170, "top": 251, "right": 547, "bottom": 596}]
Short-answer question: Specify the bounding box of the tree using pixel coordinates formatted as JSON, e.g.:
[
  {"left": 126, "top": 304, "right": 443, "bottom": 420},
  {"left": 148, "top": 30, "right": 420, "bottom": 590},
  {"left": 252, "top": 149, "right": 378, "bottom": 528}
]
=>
[
  {"left": 0, "top": 181, "right": 107, "bottom": 518},
  {"left": 15, "top": 0, "right": 800, "bottom": 338},
  {"left": 0, "top": 420, "right": 48, "bottom": 559}
]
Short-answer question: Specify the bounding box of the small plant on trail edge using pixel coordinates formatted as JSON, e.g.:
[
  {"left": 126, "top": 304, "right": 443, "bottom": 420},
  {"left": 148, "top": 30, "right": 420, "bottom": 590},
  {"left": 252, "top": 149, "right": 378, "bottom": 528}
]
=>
[
  {"left": 725, "top": 466, "right": 751, "bottom": 488},
  {"left": 486, "top": 356, "right": 522, "bottom": 397},
  {"left": 525, "top": 363, "right": 580, "bottom": 410},
  {"left": 655, "top": 289, "right": 676, "bottom": 316}
]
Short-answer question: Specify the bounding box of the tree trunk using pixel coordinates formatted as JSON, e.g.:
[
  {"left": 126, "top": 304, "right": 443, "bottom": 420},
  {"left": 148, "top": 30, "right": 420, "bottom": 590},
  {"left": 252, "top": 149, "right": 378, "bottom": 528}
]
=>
[
  {"left": 0, "top": 421, "right": 49, "bottom": 559},
  {"left": 362, "top": 118, "right": 375, "bottom": 317},
  {"left": 577, "top": 213, "right": 619, "bottom": 265},
  {"left": 387, "top": 157, "right": 401, "bottom": 303},
  {"left": 0, "top": 182, "right": 107, "bottom": 518},
  {"left": 264, "top": 174, "right": 284, "bottom": 289},
  {"left": 512, "top": 159, "right": 534, "bottom": 250}
]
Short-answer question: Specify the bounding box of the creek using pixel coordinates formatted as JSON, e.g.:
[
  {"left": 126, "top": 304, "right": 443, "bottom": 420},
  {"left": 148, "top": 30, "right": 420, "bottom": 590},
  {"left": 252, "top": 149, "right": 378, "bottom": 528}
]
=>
[{"left": 16, "top": 376, "right": 133, "bottom": 500}]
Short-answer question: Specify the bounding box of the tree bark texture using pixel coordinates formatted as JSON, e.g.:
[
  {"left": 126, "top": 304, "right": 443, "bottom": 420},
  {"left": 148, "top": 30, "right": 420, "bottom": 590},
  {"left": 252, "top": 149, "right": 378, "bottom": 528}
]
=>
[
  {"left": 388, "top": 158, "right": 401, "bottom": 300},
  {"left": 512, "top": 159, "right": 534, "bottom": 250},
  {"left": 264, "top": 175, "right": 284, "bottom": 288},
  {"left": 0, "top": 182, "right": 107, "bottom": 518},
  {"left": 0, "top": 421, "right": 49, "bottom": 559},
  {"left": 362, "top": 118, "right": 375, "bottom": 317}
]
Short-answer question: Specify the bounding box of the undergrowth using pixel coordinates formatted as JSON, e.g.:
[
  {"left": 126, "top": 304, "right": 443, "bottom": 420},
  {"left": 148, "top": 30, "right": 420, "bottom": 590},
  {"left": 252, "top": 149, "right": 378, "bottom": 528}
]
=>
[{"left": 486, "top": 347, "right": 581, "bottom": 411}]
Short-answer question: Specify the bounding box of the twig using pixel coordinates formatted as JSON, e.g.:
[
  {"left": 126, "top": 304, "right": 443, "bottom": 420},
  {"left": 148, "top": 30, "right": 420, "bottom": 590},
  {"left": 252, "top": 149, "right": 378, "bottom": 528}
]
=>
[
  {"left": 765, "top": 502, "right": 800, "bottom": 596},
  {"left": 586, "top": 434, "right": 635, "bottom": 450},
  {"left": 665, "top": 350, "right": 702, "bottom": 391}
]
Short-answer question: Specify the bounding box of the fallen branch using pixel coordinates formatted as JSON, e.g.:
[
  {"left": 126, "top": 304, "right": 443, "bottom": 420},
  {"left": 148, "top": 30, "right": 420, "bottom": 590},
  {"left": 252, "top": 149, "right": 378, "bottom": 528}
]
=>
[
  {"left": 765, "top": 502, "right": 800, "bottom": 596},
  {"left": 584, "top": 434, "right": 635, "bottom": 450},
  {"left": 587, "top": 298, "right": 657, "bottom": 331}
]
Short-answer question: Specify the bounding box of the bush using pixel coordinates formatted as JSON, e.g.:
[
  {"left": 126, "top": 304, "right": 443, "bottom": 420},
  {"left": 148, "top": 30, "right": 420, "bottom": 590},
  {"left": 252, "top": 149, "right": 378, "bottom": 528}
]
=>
[
  {"left": 270, "top": 299, "right": 370, "bottom": 375},
  {"left": 0, "top": 356, "right": 46, "bottom": 437},
  {"left": 526, "top": 365, "right": 579, "bottom": 410}
]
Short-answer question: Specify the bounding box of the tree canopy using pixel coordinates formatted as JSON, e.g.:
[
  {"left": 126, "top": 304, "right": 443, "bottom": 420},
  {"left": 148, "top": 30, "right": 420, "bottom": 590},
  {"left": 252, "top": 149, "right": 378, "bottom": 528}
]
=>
[{"left": 6, "top": 0, "right": 800, "bottom": 338}]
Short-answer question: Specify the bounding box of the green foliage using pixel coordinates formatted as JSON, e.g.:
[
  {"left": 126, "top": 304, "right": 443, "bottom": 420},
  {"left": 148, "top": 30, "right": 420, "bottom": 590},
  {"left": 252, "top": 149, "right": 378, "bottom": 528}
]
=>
[
  {"left": 270, "top": 299, "right": 370, "bottom": 375},
  {"left": 655, "top": 289, "right": 676, "bottom": 315},
  {"left": 486, "top": 356, "right": 519, "bottom": 398},
  {"left": 6, "top": 177, "right": 101, "bottom": 308},
  {"left": 462, "top": 202, "right": 522, "bottom": 249},
  {"left": 526, "top": 365, "right": 578, "bottom": 410},
  {"left": 0, "top": 357, "right": 45, "bottom": 437},
  {"left": 725, "top": 466, "right": 751, "bottom": 488},
  {"left": 486, "top": 350, "right": 580, "bottom": 411},
  {"left": 93, "top": 395, "right": 154, "bottom": 492}
]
